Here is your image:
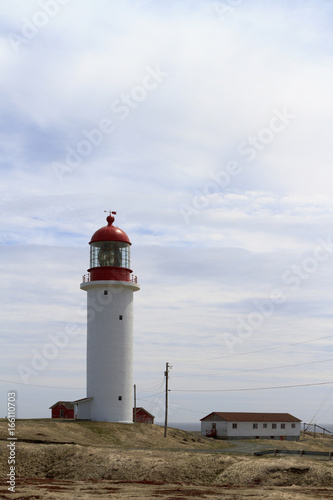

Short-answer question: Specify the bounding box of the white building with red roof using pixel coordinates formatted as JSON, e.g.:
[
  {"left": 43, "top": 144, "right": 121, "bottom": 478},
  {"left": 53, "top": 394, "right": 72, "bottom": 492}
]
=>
[{"left": 200, "top": 412, "right": 301, "bottom": 440}]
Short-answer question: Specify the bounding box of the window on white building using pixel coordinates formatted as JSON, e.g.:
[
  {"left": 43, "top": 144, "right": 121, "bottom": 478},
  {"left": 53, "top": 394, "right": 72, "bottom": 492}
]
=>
[
  {"left": 232, "top": 423, "right": 237, "bottom": 429},
  {"left": 281, "top": 424, "right": 285, "bottom": 429},
  {"left": 272, "top": 423, "right": 277, "bottom": 429},
  {"left": 253, "top": 423, "right": 258, "bottom": 429},
  {"left": 291, "top": 423, "right": 296, "bottom": 428},
  {"left": 263, "top": 423, "right": 267, "bottom": 428}
]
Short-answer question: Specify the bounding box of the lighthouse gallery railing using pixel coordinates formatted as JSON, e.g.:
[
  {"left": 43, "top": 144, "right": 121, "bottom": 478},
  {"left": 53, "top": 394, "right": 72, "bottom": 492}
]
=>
[{"left": 82, "top": 273, "right": 138, "bottom": 283}]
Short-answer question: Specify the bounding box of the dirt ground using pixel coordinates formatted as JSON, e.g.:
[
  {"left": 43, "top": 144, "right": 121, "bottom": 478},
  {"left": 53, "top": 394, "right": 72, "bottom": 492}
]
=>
[
  {"left": 1, "top": 420, "right": 333, "bottom": 499},
  {"left": 2, "top": 479, "right": 333, "bottom": 499}
]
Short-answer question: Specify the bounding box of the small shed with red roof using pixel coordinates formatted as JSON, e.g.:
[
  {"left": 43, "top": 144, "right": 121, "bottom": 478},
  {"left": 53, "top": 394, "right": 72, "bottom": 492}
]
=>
[
  {"left": 133, "top": 407, "right": 155, "bottom": 424},
  {"left": 49, "top": 401, "right": 74, "bottom": 419}
]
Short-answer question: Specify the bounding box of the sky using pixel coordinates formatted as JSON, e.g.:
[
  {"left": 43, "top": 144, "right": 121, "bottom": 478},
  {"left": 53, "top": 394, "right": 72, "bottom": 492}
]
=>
[{"left": 1, "top": 0, "right": 333, "bottom": 427}]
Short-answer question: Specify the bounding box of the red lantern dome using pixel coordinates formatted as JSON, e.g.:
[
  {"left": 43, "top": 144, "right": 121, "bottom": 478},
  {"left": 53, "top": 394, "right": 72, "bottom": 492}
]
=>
[
  {"left": 87, "top": 214, "right": 133, "bottom": 282},
  {"left": 90, "top": 215, "right": 131, "bottom": 245}
]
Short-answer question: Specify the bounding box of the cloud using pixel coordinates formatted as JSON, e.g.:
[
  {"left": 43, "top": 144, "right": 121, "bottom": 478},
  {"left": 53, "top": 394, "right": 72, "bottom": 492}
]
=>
[{"left": 1, "top": 0, "right": 333, "bottom": 423}]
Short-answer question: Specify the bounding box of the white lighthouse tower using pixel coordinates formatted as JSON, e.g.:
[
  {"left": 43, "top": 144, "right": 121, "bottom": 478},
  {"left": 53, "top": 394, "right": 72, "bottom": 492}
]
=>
[{"left": 80, "top": 212, "right": 140, "bottom": 422}]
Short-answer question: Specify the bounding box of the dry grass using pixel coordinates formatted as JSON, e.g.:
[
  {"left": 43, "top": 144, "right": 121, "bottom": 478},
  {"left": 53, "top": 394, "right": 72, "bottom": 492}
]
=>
[
  {"left": 213, "top": 455, "right": 333, "bottom": 487},
  {"left": 245, "top": 431, "right": 333, "bottom": 452},
  {"left": 1, "top": 420, "right": 333, "bottom": 499},
  {"left": 0, "top": 442, "right": 238, "bottom": 482},
  {"left": 0, "top": 418, "right": 227, "bottom": 449}
]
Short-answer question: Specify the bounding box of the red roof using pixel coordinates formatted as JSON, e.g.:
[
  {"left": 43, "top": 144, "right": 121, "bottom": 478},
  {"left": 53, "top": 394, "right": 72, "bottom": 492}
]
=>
[
  {"left": 90, "top": 215, "right": 131, "bottom": 245},
  {"left": 72, "top": 397, "right": 93, "bottom": 404},
  {"left": 133, "top": 407, "right": 155, "bottom": 418},
  {"left": 200, "top": 412, "right": 301, "bottom": 422},
  {"left": 49, "top": 401, "right": 74, "bottom": 410}
]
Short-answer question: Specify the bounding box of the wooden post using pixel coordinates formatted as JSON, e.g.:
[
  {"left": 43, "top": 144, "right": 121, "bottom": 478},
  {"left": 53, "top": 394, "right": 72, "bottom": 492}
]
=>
[
  {"left": 134, "top": 384, "right": 137, "bottom": 423},
  {"left": 329, "top": 450, "right": 332, "bottom": 461},
  {"left": 164, "top": 362, "right": 169, "bottom": 438}
]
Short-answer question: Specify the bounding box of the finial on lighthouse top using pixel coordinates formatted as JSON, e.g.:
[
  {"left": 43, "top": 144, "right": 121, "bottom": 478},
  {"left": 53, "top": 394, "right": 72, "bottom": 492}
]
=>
[
  {"left": 104, "top": 210, "right": 117, "bottom": 226},
  {"left": 90, "top": 212, "right": 130, "bottom": 245}
]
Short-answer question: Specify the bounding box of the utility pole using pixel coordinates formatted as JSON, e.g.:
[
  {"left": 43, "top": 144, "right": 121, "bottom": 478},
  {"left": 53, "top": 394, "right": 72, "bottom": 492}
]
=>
[
  {"left": 164, "top": 362, "right": 170, "bottom": 438},
  {"left": 134, "top": 384, "right": 137, "bottom": 423}
]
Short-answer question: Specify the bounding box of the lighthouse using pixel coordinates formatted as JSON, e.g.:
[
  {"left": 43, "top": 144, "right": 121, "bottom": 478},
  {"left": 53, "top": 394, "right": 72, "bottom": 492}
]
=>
[{"left": 80, "top": 212, "right": 140, "bottom": 422}]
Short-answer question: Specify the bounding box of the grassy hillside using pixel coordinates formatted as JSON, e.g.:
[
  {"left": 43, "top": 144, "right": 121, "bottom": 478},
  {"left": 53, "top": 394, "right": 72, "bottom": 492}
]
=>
[
  {"left": 1, "top": 421, "right": 333, "bottom": 498},
  {"left": 0, "top": 419, "right": 227, "bottom": 449}
]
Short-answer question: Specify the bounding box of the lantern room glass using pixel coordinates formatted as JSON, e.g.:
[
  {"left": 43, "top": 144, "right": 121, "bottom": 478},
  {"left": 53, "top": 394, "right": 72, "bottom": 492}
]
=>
[{"left": 90, "top": 241, "right": 131, "bottom": 269}]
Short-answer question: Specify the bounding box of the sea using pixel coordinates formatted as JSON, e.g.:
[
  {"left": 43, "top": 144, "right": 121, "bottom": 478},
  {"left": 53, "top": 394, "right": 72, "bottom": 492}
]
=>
[
  {"left": 155, "top": 422, "right": 202, "bottom": 432},
  {"left": 301, "top": 423, "right": 333, "bottom": 433}
]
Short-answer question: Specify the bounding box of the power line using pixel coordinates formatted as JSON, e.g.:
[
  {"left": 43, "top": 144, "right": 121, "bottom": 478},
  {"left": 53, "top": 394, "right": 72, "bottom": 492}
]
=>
[
  {"left": 137, "top": 391, "right": 166, "bottom": 400},
  {"left": 171, "top": 334, "right": 333, "bottom": 365},
  {"left": 191, "top": 357, "right": 333, "bottom": 377},
  {"left": 0, "top": 377, "right": 165, "bottom": 393},
  {"left": 138, "top": 387, "right": 166, "bottom": 418},
  {"left": 136, "top": 379, "right": 165, "bottom": 391},
  {"left": 316, "top": 403, "right": 333, "bottom": 421},
  {"left": 0, "top": 379, "right": 84, "bottom": 390},
  {"left": 0, "top": 378, "right": 166, "bottom": 394},
  {"left": 137, "top": 383, "right": 165, "bottom": 395},
  {"left": 309, "top": 385, "right": 333, "bottom": 423},
  {"left": 171, "top": 381, "right": 333, "bottom": 392},
  {"left": 2, "top": 334, "right": 332, "bottom": 390},
  {"left": 172, "top": 406, "right": 205, "bottom": 415}
]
